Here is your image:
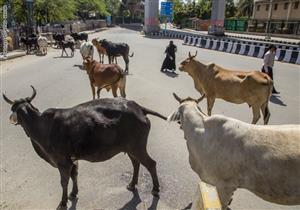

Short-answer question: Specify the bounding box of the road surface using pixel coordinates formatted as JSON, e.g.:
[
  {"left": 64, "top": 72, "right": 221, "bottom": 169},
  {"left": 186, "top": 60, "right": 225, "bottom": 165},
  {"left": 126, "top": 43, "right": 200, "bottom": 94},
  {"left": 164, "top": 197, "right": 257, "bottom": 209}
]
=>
[{"left": 1, "top": 27, "right": 299, "bottom": 210}]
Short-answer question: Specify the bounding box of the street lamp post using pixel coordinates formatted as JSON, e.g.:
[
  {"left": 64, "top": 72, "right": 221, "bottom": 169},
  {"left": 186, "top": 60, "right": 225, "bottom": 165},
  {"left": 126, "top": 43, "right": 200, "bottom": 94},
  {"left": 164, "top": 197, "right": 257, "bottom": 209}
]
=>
[
  {"left": 25, "top": 0, "right": 34, "bottom": 36},
  {"left": 265, "top": 0, "right": 273, "bottom": 39}
]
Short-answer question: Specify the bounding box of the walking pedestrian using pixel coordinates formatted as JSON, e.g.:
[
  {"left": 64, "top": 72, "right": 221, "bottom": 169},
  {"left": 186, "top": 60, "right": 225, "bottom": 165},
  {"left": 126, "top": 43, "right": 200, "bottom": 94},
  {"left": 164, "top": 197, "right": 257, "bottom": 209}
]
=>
[
  {"left": 161, "top": 40, "right": 177, "bottom": 72},
  {"left": 262, "top": 45, "right": 280, "bottom": 94}
]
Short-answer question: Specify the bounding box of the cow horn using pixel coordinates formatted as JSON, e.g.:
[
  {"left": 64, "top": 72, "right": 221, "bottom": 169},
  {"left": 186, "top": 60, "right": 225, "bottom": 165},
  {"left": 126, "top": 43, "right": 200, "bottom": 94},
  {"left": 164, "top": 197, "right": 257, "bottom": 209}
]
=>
[
  {"left": 2, "top": 93, "right": 14, "bottom": 105},
  {"left": 27, "top": 86, "right": 36, "bottom": 102},
  {"left": 194, "top": 51, "right": 198, "bottom": 57},
  {"left": 188, "top": 51, "right": 191, "bottom": 58},
  {"left": 173, "top": 93, "right": 182, "bottom": 103},
  {"left": 197, "top": 94, "right": 206, "bottom": 103}
]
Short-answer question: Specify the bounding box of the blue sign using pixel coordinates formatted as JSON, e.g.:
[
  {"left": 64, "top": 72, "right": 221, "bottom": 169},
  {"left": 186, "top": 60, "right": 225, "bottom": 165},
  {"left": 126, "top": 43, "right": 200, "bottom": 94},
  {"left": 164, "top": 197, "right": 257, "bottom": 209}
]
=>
[{"left": 160, "top": 2, "right": 173, "bottom": 17}]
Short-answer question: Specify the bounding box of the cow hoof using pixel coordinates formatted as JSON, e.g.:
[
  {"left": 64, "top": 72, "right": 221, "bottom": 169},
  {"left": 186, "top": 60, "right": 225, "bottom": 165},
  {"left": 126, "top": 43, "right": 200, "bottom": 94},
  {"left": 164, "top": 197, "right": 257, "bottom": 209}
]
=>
[
  {"left": 56, "top": 203, "right": 67, "bottom": 210},
  {"left": 126, "top": 184, "right": 136, "bottom": 192},
  {"left": 68, "top": 193, "right": 78, "bottom": 201},
  {"left": 151, "top": 190, "right": 160, "bottom": 197}
]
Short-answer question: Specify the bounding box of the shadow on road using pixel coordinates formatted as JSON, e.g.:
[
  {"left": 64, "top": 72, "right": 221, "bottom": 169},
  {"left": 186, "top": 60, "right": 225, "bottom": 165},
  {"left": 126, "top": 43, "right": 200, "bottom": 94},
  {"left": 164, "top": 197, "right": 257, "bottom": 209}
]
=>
[
  {"left": 118, "top": 189, "right": 141, "bottom": 210},
  {"left": 270, "top": 95, "right": 287, "bottom": 106},
  {"left": 161, "top": 70, "right": 179, "bottom": 78},
  {"left": 53, "top": 55, "right": 74, "bottom": 59},
  {"left": 68, "top": 198, "right": 78, "bottom": 210},
  {"left": 181, "top": 202, "right": 192, "bottom": 210},
  {"left": 73, "top": 64, "right": 84, "bottom": 70}
]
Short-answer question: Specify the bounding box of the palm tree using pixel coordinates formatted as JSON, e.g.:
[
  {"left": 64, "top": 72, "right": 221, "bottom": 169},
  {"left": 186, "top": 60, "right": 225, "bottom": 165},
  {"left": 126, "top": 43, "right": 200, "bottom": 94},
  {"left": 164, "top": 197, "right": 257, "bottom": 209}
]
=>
[{"left": 237, "top": 0, "right": 254, "bottom": 18}]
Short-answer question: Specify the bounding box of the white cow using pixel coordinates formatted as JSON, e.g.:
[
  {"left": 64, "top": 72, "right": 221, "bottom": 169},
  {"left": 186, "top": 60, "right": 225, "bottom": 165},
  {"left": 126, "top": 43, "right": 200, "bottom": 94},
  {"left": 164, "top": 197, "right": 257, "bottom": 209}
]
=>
[
  {"left": 80, "top": 41, "right": 94, "bottom": 60},
  {"left": 37, "top": 35, "right": 48, "bottom": 55},
  {"left": 168, "top": 93, "right": 300, "bottom": 209}
]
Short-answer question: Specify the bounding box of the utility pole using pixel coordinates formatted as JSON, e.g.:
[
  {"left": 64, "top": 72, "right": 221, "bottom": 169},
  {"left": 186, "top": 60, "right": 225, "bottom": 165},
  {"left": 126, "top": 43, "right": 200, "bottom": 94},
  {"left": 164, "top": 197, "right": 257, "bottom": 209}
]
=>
[
  {"left": 265, "top": 0, "right": 273, "bottom": 39},
  {"left": 2, "top": 4, "right": 8, "bottom": 58}
]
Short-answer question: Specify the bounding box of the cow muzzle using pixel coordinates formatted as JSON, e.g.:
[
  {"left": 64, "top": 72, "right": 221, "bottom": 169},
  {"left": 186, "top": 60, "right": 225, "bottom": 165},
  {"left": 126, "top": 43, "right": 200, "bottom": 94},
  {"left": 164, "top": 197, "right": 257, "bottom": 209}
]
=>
[{"left": 9, "top": 112, "right": 18, "bottom": 125}]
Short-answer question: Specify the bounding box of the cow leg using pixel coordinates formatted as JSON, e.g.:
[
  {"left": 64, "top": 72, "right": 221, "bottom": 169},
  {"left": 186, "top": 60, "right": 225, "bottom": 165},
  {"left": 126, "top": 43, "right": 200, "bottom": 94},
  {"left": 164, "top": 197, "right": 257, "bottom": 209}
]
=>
[
  {"left": 207, "top": 97, "right": 215, "bottom": 116},
  {"left": 135, "top": 151, "right": 159, "bottom": 197},
  {"left": 69, "top": 161, "right": 78, "bottom": 200},
  {"left": 97, "top": 88, "right": 101, "bottom": 98},
  {"left": 216, "top": 186, "right": 235, "bottom": 210},
  {"left": 123, "top": 56, "right": 129, "bottom": 72},
  {"left": 251, "top": 105, "right": 261, "bottom": 124},
  {"left": 111, "top": 85, "right": 118, "bottom": 97},
  {"left": 261, "top": 102, "right": 270, "bottom": 125},
  {"left": 90, "top": 83, "right": 96, "bottom": 99},
  {"left": 57, "top": 164, "right": 72, "bottom": 210},
  {"left": 127, "top": 154, "right": 140, "bottom": 191},
  {"left": 108, "top": 56, "right": 112, "bottom": 64}
]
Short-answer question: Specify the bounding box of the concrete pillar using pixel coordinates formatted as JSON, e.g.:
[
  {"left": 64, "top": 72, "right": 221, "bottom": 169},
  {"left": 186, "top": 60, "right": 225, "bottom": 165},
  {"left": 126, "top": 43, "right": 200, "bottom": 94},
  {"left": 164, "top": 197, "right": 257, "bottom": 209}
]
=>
[
  {"left": 208, "top": 0, "right": 226, "bottom": 36},
  {"left": 144, "top": 0, "right": 160, "bottom": 33}
]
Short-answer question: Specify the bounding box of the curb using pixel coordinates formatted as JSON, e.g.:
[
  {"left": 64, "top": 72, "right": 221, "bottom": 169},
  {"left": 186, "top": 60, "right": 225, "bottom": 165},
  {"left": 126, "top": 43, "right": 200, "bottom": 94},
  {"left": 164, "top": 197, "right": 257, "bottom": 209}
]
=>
[{"left": 0, "top": 51, "right": 26, "bottom": 61}]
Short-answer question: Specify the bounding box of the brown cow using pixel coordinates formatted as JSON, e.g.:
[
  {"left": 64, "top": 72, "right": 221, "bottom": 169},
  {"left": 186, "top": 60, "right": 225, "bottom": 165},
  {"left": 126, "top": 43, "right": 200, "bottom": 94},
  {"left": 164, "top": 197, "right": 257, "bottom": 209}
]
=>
[
  {"left": 92, "top": 38, "right": 117, "bottom": 64},
  {"left": 83, "top": 58, "right": 126, "bottom": 99},
  {"left": 179, "top": 52, "right": 273, "bottom": 124}
]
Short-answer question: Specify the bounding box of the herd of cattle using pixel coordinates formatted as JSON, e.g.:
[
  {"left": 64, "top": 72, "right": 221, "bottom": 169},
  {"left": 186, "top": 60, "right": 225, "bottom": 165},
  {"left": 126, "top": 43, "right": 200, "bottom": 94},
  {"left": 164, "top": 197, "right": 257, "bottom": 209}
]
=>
[{"left": 3, "top": 32, "right": 300, "bottom": 210}]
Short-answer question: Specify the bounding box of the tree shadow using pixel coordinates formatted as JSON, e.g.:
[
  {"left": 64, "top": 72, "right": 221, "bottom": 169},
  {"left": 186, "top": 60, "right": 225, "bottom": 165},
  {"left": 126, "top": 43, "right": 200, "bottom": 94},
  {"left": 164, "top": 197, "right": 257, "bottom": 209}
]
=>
[
  {"left": 53, "top": 55, "right": 73, "bottom": 59},
  {"left": 118, "top": 189, "right": 141, "bottom": 210},
  {"left": 270, "top": 95, "right": 287, "bottom": 106}
]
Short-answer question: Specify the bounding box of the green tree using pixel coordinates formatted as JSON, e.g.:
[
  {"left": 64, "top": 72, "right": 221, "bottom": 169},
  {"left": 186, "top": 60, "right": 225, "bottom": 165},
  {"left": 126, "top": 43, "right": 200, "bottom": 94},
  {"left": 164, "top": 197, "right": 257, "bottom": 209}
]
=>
[
  {"left": 104, "top": 0, "right": 120, "bottom": 16},
  {"left": 34, "top": 0, "right": 76, "bottom": 24},
  {"left": 236, "top": 0, "right": 254, "bottom": 18},
  {"left": 225, "top": 0, "right": 237, "bottom": 18},
  {"left": 75, "top": 0, "right": 109, "bottom": 20},
  {"left": 196, "top": 0, "right": 211, "bottom": 20}
]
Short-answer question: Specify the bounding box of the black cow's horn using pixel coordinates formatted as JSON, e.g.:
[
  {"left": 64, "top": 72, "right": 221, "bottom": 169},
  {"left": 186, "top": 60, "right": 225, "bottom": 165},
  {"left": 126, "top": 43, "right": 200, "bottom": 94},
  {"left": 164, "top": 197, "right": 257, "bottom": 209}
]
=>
[
  {"left": 3, "top": 93, "right": 14, "bottom": 105},
  {"left": 197, "top": 94, "right": 206, "bottom": 103},
  {"left": 27, "top": 85, "right": 37, "bottom": 102},
  {"left": 188, "top": 51, "right": 191, "bottom": 58},
  {"left": 173, "top": 93, "right": 182, "bottom": 103},
  {"left": 194, "top": 51, "right": 198, "bottom": 57}
]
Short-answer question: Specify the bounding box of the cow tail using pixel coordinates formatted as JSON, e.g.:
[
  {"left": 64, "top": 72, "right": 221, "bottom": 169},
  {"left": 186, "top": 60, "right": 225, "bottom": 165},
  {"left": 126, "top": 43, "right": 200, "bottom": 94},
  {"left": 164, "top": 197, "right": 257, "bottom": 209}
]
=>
[
  {"left": 129, "top": 52, "right": 134, "bottom": 57},
  {"left": 141, "top": 107, "right": 167, "bottom": 120}
]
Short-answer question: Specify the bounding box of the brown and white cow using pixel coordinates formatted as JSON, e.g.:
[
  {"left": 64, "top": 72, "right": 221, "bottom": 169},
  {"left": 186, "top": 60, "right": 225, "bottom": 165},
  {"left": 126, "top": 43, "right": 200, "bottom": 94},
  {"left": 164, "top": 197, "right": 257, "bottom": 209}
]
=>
[
  {"left": 83, "top": 58, "right": 126, "bottom": 99},
  {"left": 179, "top": 52, "right": 273, "bottom": 124}
]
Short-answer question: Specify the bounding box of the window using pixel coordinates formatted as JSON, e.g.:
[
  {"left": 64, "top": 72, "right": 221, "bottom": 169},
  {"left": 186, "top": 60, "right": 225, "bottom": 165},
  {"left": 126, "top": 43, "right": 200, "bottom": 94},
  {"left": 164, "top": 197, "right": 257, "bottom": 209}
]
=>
[
  {"left": 295, "top": 1, "right": 299, "bottom": 9},
  {"left": 257, "top": 5, "right": 260, "bottom": 11},
  {"left": 274, "top": 3, "right": 278, "bottom": 10},
  {"left": 266, "top": 4, "right": 269, "bottom": 11},
  {"left": 284, "top": 3, "right": 289, "bottom": 10}
]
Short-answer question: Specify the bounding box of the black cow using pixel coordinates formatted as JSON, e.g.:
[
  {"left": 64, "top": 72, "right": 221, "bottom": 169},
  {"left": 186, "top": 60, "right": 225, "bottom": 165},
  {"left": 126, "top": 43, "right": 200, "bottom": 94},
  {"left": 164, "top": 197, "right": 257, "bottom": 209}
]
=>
[
  {"left": 53, "top": 33, "right": 65, "bottom": 48},
  {"left": 99, "top": 39, "right": 134, "bottom": 73},
  {"left": 70, "top": 32, "right": 88, "bottom": 42},
  {"left": 3, "top": 86, "right": 166, "bottom": 210},
  {"left": 20, "top": 36, "right": 38, "bottom": 54},
  {"left": 59, "top": 40, "right": 75, "bottom": 57}
]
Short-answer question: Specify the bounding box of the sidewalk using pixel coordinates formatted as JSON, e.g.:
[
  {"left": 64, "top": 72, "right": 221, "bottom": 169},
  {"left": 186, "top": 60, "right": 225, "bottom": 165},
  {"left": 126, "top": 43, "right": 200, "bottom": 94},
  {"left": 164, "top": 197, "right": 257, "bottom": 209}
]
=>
[
  {"left": 0, "top": 27, "right": 109, "bottom": 62},
  {"left": 0, "top": 50, "right": 26, "bottom": 61}
]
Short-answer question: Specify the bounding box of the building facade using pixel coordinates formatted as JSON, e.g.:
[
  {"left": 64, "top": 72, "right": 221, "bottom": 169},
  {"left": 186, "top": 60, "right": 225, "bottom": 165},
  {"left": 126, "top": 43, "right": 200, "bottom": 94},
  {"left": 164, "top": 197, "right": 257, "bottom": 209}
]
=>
[{"left": 248, "top": 0, "right": 300, "bottom": 35}]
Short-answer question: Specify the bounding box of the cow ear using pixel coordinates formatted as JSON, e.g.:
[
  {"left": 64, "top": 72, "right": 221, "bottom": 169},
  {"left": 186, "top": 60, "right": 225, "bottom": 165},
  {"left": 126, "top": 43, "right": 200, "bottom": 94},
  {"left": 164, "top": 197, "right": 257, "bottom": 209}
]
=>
[
  {"left": 196, "top": 94, "right": 206, "bottom": 103},
  {"left": 173, "top": 93, "right": 182, "bottom": 103},
  {"left": 167, "top": 109, "right": 181, "bottom": 122}
]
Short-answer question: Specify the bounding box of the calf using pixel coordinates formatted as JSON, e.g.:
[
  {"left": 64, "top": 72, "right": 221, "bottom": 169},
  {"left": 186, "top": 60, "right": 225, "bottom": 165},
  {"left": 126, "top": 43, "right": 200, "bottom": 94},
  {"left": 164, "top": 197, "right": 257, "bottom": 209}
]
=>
[
  {"left": 20, "top": 36, "right": 38, "bottom": 54},
  {"left": 99, "top": 39, "right": 133, "bottom": 72},
  {"left": 79, "top": 41, "right": 94, "bottom": 60},
  {"left": 60, "top": 40, "right": 75, "bottom": 57},
  {"left": 53, "top": 33, "right": 65, "bottom": 48},
  {"left": 83, "top": 58, "right": 127, "bottom": 99},
  {"left": 71, "top": 32, "right": 88, "bottom": 42},
  {"left": 3, "top": 86, "right": 166, "bottom": 210},
  {"left": 37, "top": 35, "right": 48, "bottom": 55},
  {"left": 168, "top": 93, "right": 300, "bottom": 209}
]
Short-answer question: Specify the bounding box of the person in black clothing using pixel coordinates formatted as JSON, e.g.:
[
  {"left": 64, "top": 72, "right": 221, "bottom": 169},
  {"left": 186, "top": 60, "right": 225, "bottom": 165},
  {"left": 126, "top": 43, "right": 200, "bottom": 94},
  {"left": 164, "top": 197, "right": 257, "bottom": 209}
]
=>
[{"left": 161, "top": 41, "right": 177, "bottom": 72}]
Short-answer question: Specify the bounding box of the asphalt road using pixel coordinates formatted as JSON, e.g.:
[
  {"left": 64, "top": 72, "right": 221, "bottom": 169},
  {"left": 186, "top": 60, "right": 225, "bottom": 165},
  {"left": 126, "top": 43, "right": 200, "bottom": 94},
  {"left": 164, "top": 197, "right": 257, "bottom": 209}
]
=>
[{"left": 1, "top": 27, "right": 299, "bottom": 210}]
